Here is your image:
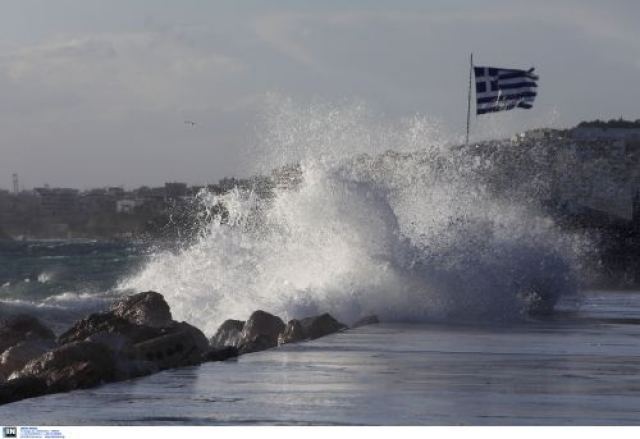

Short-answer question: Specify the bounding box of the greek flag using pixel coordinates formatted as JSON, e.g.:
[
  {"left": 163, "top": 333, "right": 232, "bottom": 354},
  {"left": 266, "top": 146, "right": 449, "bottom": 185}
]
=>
[{"left": 474, "top": 66, "right": 538, "bottom": 115}]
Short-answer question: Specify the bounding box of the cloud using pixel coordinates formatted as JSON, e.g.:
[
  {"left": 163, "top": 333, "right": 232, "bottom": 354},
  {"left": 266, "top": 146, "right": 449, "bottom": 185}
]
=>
[
  {"left": 1, "top": 1, "right": 640, "bottom": 188},
  {"left": 253, "top": 12, "right": 322, "bottom": 70},
  {"left": 322, "top": 1, "right": 640, "bottom": 53},
  {"left": 0, "top": 30, "right": 246, "bottom": 119},
  {"left": 0, "top": 28, "right": 259, "bottom": 188}
]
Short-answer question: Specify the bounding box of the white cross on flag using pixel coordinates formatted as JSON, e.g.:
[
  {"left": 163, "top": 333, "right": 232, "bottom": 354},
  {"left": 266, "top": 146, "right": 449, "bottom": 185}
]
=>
[{"left": 474, "top": 66, "right": 539, "bottom": 114}]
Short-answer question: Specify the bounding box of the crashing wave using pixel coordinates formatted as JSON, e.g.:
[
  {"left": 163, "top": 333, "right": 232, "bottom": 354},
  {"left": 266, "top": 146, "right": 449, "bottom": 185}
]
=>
[{"left": 122, "top": 98, "right": 587, "bottom": 335}]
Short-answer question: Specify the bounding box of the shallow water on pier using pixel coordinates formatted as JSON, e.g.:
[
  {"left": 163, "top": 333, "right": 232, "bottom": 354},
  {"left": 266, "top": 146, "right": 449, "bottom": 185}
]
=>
[{"left": 1, "top": 291, "right": 640, "bottom": 425}]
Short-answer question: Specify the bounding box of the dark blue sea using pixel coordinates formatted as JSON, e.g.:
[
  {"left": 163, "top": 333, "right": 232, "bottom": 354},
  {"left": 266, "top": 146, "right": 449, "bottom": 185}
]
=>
[{"left": 0, "top": 240, "right": 149, "bottom": 332}]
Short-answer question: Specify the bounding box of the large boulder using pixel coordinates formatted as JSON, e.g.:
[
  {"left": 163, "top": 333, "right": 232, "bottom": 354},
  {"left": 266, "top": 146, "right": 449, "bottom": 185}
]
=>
[
  {"left": 0, "top": 338, "right": 55, "bottom": 382},
  {"left": 77, "top": 321, "right": 209, "bottom": 378},
  {"left": 83, "top": 331, "right": 153, "bottom": 378},
  {"left": 0, "top": 315, "right": 55, "bottom": 353},
  {"left": 171, "top": 321, "right": 209, "bottom": 352},
  {"left": 11, "top": 341, "right": 117, "bottom": 393},
  {"left": 279, "top": 313, "right": 346, "bottom": 345},
  {"left": 299, "top": 313, "right": 346, "bottom": 339},
  {"left": 131, "top": 322, "right": 208, "bottom": 370},
  {"left": 57, "top": 312, "right": 164, "bottom": 345},
  {"left": 0, "top": 292, "right": 218, "bottom": 405},
  {"left": 278, "top": 319, "right": 306, "bottom": 344},
  {"left": 210, "top": 319, "right": 245, "bottom": 349},
  {"left": 58, "top": 291, "right": 174, "bottom": 346},
  {"left": 239, "top": 335, "right": 278, "bottom": 354},
  {"left": 238, "top": 311, "right": 285, "bottom": 354},
  {"left": 110, "top": 291, "right": 173, "bottom": 328},
  {"left": 58, "top": 292, "right": 210, "bottom": 375},
  {"left": 85, "top": 331, "right": 133, "bottom": 354}
]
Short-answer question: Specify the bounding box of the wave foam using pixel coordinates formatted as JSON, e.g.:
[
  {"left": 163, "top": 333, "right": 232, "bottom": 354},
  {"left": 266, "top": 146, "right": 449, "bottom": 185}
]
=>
[{"left": 122, "top": 98, "right": 587, "bottom": 335}]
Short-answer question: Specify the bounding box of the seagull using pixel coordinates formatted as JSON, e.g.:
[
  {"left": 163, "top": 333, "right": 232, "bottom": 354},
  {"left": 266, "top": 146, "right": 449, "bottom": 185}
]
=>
[{"left": 184, "top": 120, "right": 197, "bottom": 126}]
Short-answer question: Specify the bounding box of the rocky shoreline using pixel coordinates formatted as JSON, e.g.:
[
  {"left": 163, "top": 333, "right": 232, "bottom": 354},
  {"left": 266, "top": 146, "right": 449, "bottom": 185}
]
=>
[{"left": 0, "top": 291, "right": 377, "bottom": 406}]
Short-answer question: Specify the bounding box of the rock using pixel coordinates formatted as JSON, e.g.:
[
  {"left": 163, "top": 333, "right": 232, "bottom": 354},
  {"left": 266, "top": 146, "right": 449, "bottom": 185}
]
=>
[
  {"left": 58, "top": 292, "right": 189, "bottom": 348},
  {"left": 0, "top": 292, "right": 218, "bottom": 403},
  {"left": 58, "top": 312, "right": 164, "bottom": 345},
  {"left": 0, "top": 338, "right": 55, "bottom": 381},
  {"left": 132, "top": 332, "right": 196, "bottom": 370},
  {"left": 0, "top": 315, "right": 55, "bottom": 353},
  {"left": 278, "top": 319, "right": 306, "bottom": 344},
  {"left": 204, "top": 346, "right": 239, "bottom": 362},
  {"left": 171, "top": 321, "right": 209, "bottom": 352},
  {"left": 239, "top": 334, "right": 278, "bottom": 354},
  {"left": 11, "top": 341, "right": 117, "bottom": 393},
  {"left": 238, "top": 310, "right": 285, "bottom": 353},
  {"left": 278, "top": 313, "right": 347, "bottom": 345},
  {"left": 298, "top": 313, "right": 346, "bottom": 340},
  {"left": 58, "top": 291, "right": 175, "bottom": 346},
  {"left": 0, "top": 376, "right": 48, "bottom": 405},
  {"left": 352, "top": 315, "right": 380, "bottom": 328},
  {"left": 110, "top": 291, "right": 172, "bottom": 328},
  {"left": 210, "top": 319, "right": 245, "bottom": 349},
  {"left": 85, "top": 331, "right": 133, "bottom": 354},
  {"left": 59, "top": 291, "right": 209, "bottom": 373},
  {"left": 131, "top": 322, "right": 209, "bottom": 370}
]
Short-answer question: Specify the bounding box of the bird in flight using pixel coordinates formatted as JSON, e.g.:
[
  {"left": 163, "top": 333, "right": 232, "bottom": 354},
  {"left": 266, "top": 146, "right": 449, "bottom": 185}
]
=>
[{"left": 184, "top": 120, "right": 197, "bottom": 126}]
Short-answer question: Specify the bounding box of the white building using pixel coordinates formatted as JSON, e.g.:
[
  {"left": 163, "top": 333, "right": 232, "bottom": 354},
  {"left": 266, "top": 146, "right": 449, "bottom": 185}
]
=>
[{"left": 116, "top": 199, "right": 140, "bottom": 214}]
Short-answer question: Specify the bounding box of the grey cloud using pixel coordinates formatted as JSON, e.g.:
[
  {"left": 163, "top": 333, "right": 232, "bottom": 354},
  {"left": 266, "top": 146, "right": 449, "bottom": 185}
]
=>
[{"left": 1, "top": 1, "right": 639, "bottom": 189}]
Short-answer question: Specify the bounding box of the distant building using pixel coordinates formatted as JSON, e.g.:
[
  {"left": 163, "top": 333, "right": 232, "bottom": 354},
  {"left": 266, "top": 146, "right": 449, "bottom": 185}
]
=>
[
  {"left": 107, "top": 187, "right": 125, "bottom": 198},
  {"left": 34, "top": 187, "right": 79, "bottom": 218},
  {"left": 0, "top": 190, "right": 11, "bottom": 225},
  {"left": 116, "top": 199, "right": 140, "bottom": 214},
  {"left": 164, "top": 182, "right": 188, "bottom": 200},
  {"left": 80, "top": 189, "right": 116, "bottom": 215},
  {"left": 129, "top": 186, "right": 166, "bottom": 214},
  {"left": 572, "top": 119, "right": 640, "bottom": 142}
]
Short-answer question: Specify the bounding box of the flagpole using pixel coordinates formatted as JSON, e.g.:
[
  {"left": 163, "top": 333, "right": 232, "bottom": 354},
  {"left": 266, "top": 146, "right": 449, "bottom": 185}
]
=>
[{"left": 466, "top": 52, "right": 473, "bottom": 145}]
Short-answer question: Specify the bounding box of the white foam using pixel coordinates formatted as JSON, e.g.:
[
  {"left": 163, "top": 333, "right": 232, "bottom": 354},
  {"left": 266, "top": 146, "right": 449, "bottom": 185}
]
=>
[{"left": 37, "top": 271, "right": 54, "bottom": 284}]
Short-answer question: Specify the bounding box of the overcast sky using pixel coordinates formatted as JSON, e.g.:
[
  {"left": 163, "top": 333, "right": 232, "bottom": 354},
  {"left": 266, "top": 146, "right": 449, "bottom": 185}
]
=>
[{"left": 1, "top": 0, "right": 639, "bottom": 189}]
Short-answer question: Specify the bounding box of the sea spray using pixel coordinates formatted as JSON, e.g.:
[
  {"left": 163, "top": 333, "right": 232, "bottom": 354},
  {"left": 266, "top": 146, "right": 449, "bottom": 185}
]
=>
[{"left": 122, "top": 98, "right": 587, "bottom": 335}]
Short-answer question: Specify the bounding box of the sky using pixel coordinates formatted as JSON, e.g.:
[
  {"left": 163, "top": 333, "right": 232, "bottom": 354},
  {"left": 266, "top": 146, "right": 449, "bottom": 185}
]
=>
[{"left": 1, "top": 0, "right": 640, "bottom": 189}]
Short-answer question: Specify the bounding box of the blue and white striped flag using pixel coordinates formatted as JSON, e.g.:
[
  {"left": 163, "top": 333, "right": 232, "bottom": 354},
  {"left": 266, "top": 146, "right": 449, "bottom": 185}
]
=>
[{"left": 474, "top": 66, "right": 538, "bottom": 115}]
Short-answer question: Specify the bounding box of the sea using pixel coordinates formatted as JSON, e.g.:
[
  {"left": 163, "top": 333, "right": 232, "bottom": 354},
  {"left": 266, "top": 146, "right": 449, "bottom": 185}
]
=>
[
  {"left": 0, "top": 240, "right": 150, "bottom": 334},
  {"left": 1, "top": 100, "right": 639, "bottom": 424},
  {"left": 0, "top": 247, "right": 639, "bottom": 426}
]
